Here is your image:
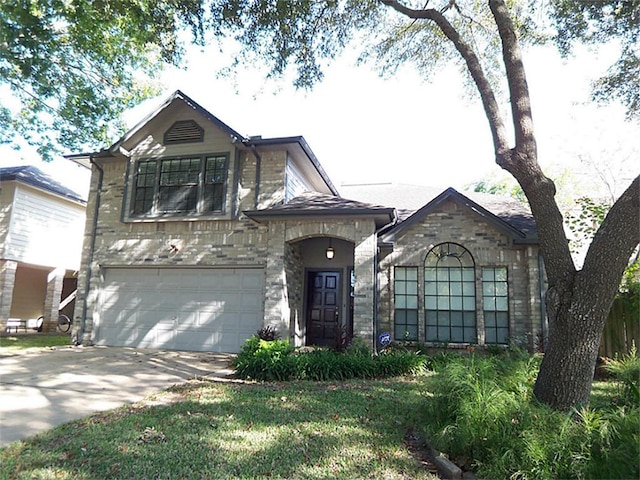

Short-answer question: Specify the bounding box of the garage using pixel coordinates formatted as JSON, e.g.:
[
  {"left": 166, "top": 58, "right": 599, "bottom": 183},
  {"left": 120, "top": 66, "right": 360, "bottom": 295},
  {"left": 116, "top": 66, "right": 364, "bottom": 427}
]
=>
[{"left": 96, "top": 268, "right": 265, "bottom": 353}]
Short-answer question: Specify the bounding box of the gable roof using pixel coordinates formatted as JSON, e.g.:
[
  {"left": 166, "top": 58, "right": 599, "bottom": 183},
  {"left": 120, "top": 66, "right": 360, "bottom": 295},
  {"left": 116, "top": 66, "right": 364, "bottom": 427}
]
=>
[
  {"left": 379, "top": 187, "right": 537, "bottom": 244},
  {"left": 244, "top": 191, "right": 396, "bottom": 229},
  {"left": 109, "top": 90, "right": 245, "bottom": 154},
  {"left": 339, "top": 182, "right": 537, "bottom": 244},
  {"left": 78, "top": 90, "right": 338, "bottom": 196},
  {"left": 0, "top": 166, "right": 87, "bottom": 204}
]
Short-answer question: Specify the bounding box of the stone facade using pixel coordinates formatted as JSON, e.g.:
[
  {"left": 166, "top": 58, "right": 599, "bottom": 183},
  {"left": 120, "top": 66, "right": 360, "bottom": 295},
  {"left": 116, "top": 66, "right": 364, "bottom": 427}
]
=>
[
  {"left": 378, "top": 198, "right": 543, "bottom": 350},
  {"left": 72, "top": 91, "right": 542, "bottom": 353}
]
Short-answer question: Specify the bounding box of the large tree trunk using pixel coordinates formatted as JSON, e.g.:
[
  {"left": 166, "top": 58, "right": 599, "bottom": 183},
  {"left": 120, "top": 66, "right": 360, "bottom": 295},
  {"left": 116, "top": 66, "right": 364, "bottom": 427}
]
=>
[{"left": 534, "top": 176, "right": 640, "bottom": 409}]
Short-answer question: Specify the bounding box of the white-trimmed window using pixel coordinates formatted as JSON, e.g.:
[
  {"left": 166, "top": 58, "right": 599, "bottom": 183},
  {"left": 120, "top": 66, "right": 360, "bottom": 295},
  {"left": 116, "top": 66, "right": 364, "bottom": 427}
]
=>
[
  {"left": 132, "top": 154, "right": 228, "bottom": 216},
  {"left": 425, "top": 243, "right": 477, "bottom": 343},
  {"left": 394, "top": 267, "right": 419, "bottom": 341},
  {"left": 482, "top": 267, "right": 509, "bottom": 344}
]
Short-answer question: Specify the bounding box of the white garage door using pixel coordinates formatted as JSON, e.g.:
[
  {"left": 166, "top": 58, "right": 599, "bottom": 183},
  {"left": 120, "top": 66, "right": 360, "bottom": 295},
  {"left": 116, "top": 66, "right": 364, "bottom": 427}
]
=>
[{"left": 97, "top": 268, "right": 264, "bottom": 353}]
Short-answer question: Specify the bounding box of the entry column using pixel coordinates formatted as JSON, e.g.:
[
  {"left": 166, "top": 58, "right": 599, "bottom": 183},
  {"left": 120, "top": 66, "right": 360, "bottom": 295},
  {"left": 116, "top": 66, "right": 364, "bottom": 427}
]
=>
[
  {"left": 0, "top": 260, "right": 18, "bottom": 327},
  {"left": 353, "top": 222, "right": 377, "bottom": 348},
  {"left": 43, "top": 267, "right": 65, "bottom": 333}
]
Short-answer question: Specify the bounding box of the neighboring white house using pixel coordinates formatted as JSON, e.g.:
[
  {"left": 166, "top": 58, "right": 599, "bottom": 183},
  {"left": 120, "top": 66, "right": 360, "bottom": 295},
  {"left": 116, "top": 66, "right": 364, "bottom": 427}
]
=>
[{"left": 0, "top": 166, "right": 87, "bottom": 332}]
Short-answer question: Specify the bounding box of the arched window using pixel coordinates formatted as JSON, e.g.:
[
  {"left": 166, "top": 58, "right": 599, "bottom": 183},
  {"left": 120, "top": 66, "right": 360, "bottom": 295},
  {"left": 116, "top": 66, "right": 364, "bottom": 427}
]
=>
[{"left": 424, "top": 243, "right": 477, "bottom": 343}]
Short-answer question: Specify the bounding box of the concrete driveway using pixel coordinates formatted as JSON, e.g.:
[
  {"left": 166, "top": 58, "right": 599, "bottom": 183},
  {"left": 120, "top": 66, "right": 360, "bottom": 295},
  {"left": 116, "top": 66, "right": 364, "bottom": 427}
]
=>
[{"left": 0, "top": 346, "right": 235, "bottom": 446}]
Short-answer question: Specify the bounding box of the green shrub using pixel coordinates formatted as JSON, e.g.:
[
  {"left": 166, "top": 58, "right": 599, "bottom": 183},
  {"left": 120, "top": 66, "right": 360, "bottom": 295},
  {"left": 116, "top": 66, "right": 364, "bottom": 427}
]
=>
[
  {"left": 422, "top": 352, "right": 640, "bottom": 479},
  {"left": 233, "top": 335, "right": 426, "bottom": 381},
  {"left": 603, "top": 342, "right": 640, "bottom": 404},
  {"left": 234, "top": 336, "right": 296, "bottom": 381}
]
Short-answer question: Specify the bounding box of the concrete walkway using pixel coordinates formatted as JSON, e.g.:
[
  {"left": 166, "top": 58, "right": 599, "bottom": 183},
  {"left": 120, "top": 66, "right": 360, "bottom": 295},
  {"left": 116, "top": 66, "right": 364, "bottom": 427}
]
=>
[{"left": 0, "top": 346, "right": 235, "bottom": 446}]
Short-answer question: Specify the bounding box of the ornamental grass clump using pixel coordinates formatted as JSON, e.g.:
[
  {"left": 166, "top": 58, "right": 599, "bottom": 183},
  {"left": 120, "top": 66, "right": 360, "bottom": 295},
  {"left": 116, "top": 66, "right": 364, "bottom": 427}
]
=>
[{"left": 422, "top": 351, "right": 640, "bottom": 480}]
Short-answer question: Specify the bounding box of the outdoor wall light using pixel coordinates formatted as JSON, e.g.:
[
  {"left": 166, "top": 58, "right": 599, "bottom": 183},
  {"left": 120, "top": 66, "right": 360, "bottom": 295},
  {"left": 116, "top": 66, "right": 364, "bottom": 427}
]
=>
[{"left": 326, "top": 238, "right": 335, "bottom": 260}]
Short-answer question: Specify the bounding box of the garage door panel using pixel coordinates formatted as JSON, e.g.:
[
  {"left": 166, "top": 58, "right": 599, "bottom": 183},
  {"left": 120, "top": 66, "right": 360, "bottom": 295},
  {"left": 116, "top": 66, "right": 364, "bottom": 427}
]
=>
[{"left": 97, "top": 268, "right": 264, "bottom": 353}]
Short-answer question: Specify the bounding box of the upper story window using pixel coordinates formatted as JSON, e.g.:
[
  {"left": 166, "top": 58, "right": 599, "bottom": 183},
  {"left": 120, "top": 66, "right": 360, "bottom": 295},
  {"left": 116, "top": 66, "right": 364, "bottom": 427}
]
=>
[{"left": 132, "top": 154, "right": 228, "bottom": 216}]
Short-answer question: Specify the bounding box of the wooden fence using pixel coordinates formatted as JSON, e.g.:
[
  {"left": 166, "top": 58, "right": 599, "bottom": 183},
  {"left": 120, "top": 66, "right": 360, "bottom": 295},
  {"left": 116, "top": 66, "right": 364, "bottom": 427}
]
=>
[{"left": 599, "top": 296, "right": 640, "bottom": 358}]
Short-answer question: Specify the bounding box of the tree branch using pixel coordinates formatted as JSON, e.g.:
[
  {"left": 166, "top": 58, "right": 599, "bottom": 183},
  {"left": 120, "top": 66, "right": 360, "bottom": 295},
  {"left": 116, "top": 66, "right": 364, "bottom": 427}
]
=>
[
  {"left": 380, "top": 0, "right": 510, "bottom": 156},
  {"left": 489, "top": 0, "right": 536, "bottom": 157},
  {"left": 580, "top": 174, "right": 640, "bottom": 301}
]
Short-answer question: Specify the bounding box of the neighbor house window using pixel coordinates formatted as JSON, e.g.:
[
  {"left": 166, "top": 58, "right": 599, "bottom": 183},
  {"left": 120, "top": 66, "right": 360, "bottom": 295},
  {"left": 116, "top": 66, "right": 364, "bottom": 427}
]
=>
[
  {"left": 425, "top": 243, "right": 476, "bottom": 343},
  {"left": 482, "top": 267, "right": 509, "bottom": 344},
  {"left": 132, "top": 154, "right": 228, "bottom": 216},
  {"left": 394, "top": 267, "right": 418, "bottom": 341}
]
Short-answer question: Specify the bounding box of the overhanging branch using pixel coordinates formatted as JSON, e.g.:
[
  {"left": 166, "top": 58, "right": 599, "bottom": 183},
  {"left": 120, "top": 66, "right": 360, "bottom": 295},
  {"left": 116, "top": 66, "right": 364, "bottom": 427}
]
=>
[{"left": 380, "top": 0, "right": 510, "bottom": 156}]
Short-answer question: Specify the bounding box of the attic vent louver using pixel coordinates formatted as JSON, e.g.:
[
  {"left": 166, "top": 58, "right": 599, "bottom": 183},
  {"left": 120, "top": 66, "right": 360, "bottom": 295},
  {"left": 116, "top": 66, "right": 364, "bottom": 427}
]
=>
[{"left": 163, "top": 120, "right": 204, "bottom": 145}]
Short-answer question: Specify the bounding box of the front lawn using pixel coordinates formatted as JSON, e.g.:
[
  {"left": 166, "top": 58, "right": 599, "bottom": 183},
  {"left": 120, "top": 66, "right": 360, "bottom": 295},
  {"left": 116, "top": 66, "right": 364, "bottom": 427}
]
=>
[
  {"left": 1, "top": 345, "right": 636, "bottom": 479},
  {"left": 0, "top": 334, "right": 71, "bottom": 354},
  {"left": 0, "top": 377, "right": 440, "bottom": 480}
]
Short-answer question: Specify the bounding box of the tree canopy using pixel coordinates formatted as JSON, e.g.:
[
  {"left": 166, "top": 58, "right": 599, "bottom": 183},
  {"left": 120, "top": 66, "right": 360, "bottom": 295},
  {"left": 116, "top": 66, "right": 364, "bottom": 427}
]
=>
[
  {"left": 551, "top": 0, "right": 640, "bottom": 119},
  {"left": 0, "top": 0, "right": 203, "bottom": 159},
  {"left": 2, "top": 1, "right": 638, "bottom": 157}
]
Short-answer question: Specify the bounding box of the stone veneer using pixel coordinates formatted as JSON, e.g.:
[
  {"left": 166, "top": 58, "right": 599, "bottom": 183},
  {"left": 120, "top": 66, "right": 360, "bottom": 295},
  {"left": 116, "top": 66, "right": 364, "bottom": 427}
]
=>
[
  {"left": 378, "top": 198, "right": 543, "bottom": 350},
  {"left": 73, "top": 142, "right": 380, "bottom": 348}
]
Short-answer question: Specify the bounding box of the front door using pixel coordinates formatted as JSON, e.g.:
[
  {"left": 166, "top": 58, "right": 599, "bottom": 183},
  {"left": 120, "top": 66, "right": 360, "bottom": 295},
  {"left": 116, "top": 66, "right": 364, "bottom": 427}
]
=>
[{"left": 306, "top": 271, "right": 341, "bottom": 346}]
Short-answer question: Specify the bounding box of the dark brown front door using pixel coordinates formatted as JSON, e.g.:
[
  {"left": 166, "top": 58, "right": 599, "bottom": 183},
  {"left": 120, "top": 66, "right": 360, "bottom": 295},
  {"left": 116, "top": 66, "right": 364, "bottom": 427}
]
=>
[{"left": 306, "top": 271, "right": 341, "bottom": 346}]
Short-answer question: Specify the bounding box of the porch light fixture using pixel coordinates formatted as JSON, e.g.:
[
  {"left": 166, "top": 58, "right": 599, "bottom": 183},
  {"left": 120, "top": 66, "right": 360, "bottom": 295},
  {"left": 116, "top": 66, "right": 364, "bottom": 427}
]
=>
[{"left": 326, "top": 238, "right": 335, "bottom": 260}]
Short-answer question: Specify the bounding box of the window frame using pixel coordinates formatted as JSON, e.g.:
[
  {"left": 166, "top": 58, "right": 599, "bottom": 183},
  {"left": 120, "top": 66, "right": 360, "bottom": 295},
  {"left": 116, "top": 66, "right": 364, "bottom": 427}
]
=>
[
  {"left": 130, "top": 153, "right": 229, "bottom": 219},
  {"left": 394, "top": 266, "right": 419, "bottom": 341},
  {"left": 424, "top": 242, "right": 477, "bottom": 344},
  {"left": 482, "top": 266, "right": 510, "bottom": 345}
]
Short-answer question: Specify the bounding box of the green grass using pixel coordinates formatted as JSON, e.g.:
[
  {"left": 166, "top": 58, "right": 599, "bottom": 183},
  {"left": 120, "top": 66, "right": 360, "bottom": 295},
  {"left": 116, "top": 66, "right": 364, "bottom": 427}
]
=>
[
  {"left": 0, "top": 334, "right": 71, "bottom": 354},
  {"left": 1, "top": 348, "right": 634, "bottom": 479},
  {"left": 422, "top": 351, "right": 640, "bottom": 479},
  {"left": 0, "top": 377, "right": 440, "bottom": 480}
]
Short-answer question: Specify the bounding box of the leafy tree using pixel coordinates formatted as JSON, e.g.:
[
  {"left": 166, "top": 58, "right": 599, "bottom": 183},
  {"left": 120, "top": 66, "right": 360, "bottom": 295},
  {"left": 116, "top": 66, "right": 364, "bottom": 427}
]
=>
[
  {"left": 550, "top": 0, "right": 640, "bottom": 119},
  {"left": 469, "top": 176, "right": 527, "bottom": 204},
  {"left": 0, "top": 0, "right": 203, "bottom": 159}
]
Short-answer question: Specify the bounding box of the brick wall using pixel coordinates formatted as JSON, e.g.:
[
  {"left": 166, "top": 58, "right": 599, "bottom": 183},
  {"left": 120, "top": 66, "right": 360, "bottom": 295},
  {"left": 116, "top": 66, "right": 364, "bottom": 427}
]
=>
[{"left": 378, "top": 198, "right": 543, "bottom": 350}]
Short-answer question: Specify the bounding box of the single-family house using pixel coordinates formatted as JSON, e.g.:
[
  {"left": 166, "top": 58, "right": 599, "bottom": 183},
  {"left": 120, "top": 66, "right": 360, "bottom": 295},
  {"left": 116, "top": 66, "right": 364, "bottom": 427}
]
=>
[
  {"left": 69, "top": 90, "right": 545, "bottom": 353},
  {"left": 0, "top": 166, "right": 87, "bottom": 332}
]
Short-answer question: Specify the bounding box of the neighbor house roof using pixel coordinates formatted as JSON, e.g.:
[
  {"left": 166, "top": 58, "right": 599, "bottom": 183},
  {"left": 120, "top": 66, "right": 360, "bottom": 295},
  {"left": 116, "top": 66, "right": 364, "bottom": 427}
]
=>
[
  {"left": 0, "top": 166, "right": 87, "bottom": 204},
  {"left": 244, "top": 191, "right": 396, "bottom": 229}
]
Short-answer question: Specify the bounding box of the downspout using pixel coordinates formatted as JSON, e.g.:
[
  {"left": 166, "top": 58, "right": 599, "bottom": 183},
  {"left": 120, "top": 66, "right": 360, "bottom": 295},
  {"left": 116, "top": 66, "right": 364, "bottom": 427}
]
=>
[
  {"left": 373, "top": 211, "right": 398, "bottom": 353},
  {"left": 373, "top": 244, "right": 379, "bottom": 352},
  {"left": 76, "top": 157, "right": 103, "bottom": 346},
  {"left": 244, "top": 141, "right": 262, "bottom": 209}
]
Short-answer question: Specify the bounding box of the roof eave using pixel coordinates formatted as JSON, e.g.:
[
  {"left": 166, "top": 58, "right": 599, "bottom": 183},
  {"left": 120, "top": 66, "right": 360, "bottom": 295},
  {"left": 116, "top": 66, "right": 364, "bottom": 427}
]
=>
[
  {"left": 109, "top": 90, "right": 245, "bottom": 154},
  {"left": 243, "top": 207, "right": 395, "bottom": 228},
  {"left": 382, "top": 187, "right": 530, "bottom": 243}
]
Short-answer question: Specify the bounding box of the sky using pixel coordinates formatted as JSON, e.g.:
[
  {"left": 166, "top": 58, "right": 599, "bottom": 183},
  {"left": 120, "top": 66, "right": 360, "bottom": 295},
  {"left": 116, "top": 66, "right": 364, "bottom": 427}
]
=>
[{"left": 1, "top": 39, "right": 638, "bottom": 202}]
